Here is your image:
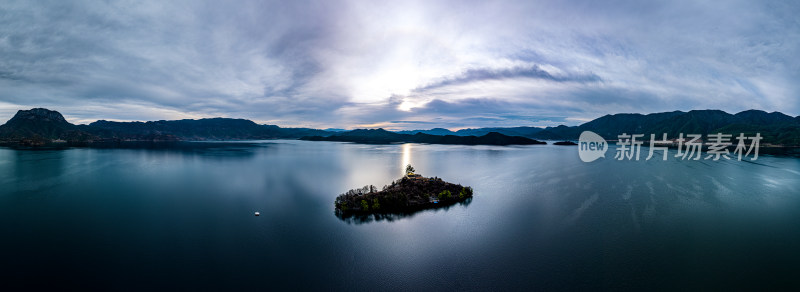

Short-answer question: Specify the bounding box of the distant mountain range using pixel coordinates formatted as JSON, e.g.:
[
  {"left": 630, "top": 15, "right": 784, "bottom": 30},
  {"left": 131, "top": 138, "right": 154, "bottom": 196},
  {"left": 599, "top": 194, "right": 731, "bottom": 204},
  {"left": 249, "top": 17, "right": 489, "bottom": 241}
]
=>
[
  {"left": 300, "top": 129, "right": 546, "bottom": 145},
  {"left": 0, "top": 108, "right": 330, "bottom": 146},
  {"left": 401, "top": 110, "right": 800, "bottom": 146},
  {"left": 1, "top": 108, "right": 798, "bottom": 147},
  {"left": 397, "top": 127, "right": 544, "bottom": 137},
  {"left": 0, "top": 108, "right": 545, "bottom": 146}
]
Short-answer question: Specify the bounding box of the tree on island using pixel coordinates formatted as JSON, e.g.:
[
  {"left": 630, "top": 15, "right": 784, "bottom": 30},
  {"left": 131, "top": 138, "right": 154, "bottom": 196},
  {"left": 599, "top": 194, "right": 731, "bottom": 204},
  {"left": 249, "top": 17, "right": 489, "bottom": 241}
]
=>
[
  {"left": 406, "top": 164, "right": 415, "bottom": 174},
  {"left": 438, "top": 190, "right": 452, "bottom": 199}
]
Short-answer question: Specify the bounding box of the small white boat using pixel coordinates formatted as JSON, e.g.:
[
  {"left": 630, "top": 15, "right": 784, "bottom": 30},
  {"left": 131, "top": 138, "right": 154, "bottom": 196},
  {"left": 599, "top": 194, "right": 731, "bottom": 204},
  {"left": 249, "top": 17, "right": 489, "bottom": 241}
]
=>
[{"left": 254, "top": 211, "right": 260, "bottom": 216}]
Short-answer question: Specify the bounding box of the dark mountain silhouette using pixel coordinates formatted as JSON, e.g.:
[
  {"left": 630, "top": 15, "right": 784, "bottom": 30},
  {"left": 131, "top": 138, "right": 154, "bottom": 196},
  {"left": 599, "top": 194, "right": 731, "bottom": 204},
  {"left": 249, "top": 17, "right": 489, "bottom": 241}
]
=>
[
  {"left": 535, "top": 109, "right": 800, "bottom": 145},
  {"left": 396, "top": 109, "right": 800, "bottom": 146},
  {"left": 0, "top": 108, "right": 97, "bottom": 144},
  {"left": 578, "top": 111, "right": 685, "bottom": 138},
  {"left": 397, "top": 128, "right": 456, "bottom": 135},
  {"left": 553, "top": 141, "right": 578, "bottom": 146},
  {"left": 398, "top": 126, "right": 543, "bottom": 137},
  {"left": 309, "top": 128, "right": 405, "bottom": 143},
  {"left": 1, "top": 108, "right": 798, "bottom": 147},
  {"left": 0, "top": 108, "right": 332, "bottom": 145},
  {"left": 301, "top": 128, "right": 546, "bottom": 145},
  {"left": 734, "top": 109, "right": 796, "bottom": 125},
  {"left": 88, "top": 118, "right": 328, "bottom": 140}
]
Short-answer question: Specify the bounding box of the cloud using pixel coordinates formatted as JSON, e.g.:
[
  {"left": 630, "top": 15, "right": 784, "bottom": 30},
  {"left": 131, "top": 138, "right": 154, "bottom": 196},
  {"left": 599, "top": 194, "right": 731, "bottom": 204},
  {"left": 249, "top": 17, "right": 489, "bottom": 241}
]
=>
[
  {"left": 414, "top": 65, "right": 601, "bottom": 92},
  {"left": 0, "top": 0, "right": 797, "bottom": 129}
]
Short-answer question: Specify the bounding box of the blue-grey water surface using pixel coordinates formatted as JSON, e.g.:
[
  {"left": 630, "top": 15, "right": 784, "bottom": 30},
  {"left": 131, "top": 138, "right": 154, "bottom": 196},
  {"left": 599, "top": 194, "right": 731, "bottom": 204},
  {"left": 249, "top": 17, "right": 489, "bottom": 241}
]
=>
[{"left": 1, "top": 140, "right": 799, "bottom": 290}]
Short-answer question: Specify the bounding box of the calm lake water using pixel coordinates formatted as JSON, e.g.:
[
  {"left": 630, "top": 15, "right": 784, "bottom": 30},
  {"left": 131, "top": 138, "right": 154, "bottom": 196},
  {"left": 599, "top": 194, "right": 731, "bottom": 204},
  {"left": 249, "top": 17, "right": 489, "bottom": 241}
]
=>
[{"left": 1, "top": 140, "right": 799, "bottom": 290}]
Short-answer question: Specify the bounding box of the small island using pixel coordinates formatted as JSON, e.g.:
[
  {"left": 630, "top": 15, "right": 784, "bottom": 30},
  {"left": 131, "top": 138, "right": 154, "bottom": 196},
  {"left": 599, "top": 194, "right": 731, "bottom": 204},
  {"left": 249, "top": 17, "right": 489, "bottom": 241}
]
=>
[
  {"left": 553, "top": 141, "right": 578, "bottom": 146},
  {"left": 335, "top": 165, "right": 473, "bottom": 218}
]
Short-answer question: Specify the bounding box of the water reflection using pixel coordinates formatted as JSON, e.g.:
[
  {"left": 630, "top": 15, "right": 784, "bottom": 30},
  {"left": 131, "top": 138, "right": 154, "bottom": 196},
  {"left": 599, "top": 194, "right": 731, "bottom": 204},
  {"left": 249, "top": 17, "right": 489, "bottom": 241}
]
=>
[
  {"left": 401, "top": 143, "right": 411, "bottom": 176},
  {"left": 335, "top": 197, "right": 473, "bottom": 224}
]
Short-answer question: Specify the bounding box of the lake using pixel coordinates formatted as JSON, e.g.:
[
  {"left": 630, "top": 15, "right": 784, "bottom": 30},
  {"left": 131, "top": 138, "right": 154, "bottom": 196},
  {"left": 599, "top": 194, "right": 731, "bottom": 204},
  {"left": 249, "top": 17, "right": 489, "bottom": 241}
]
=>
[{"left": 1, "top": 140, "right": 799, "bottom": 290}]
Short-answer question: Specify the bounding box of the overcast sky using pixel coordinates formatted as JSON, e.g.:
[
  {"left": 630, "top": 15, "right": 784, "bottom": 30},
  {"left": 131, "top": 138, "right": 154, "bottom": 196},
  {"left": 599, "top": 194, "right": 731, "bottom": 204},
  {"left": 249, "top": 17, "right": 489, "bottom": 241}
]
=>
[{"left": 1, "top": 0, "right": 798, "bottom": 129}]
